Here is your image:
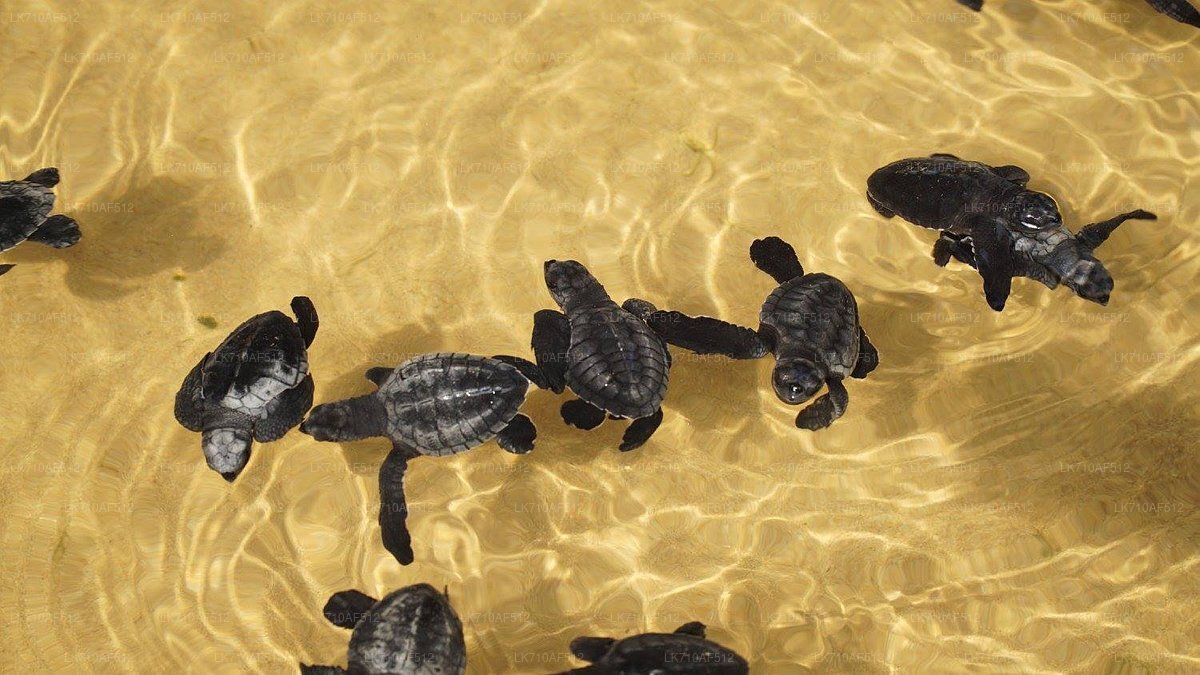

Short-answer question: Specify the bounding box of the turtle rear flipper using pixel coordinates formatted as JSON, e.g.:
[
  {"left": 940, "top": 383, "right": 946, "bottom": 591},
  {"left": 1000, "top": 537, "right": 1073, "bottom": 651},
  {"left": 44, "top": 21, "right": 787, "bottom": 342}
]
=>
[
  {"left": 562, "top": 399, "right": 606, "bottom": 430},
  {"left": 795, "top": 378, "right": 849, "bottom": 431},
  {"left": 364, "top": 367, "right": 392, "bottom": 386},
  {"left": 497, "top": 413, "right": 536, "bottom": 454},
  {"left": 620, "top": 408, "right": 663, "bottom": 452},
  {"left": 27, "top": 214, "right": 80, "bottom": 248},
  {"left": 569, "top": 636, "right": 616, "bottom": 662},
  {"left": 674, "top": 621, "right": 707, "bottom": 637},
  {"left": 750, "top": 236, "right": 804, "bottom": 284},
  {"left": 1076, "top": 209, "right": 1156, "bottom": 253},
  {"left": 379, "top": 443, "right": 420, "bottom": 565},
  {"left": 956, "top": 0, "right": 983, "bottom": 10},
  {"left": 253, "top": 374, "right": 314, "bottom": 442},
  {"left": 22, "top": 167, "right": 59, "bottom": 187},
  {"left": 322, "top": 590, "right": 377, "bottom": 629},
  {"left": 532, "top": 309, "right": 571, "bottom": 394},
  {"left": 299, "top": 665, "right": 347, "bottom": 674},
  {"left": 0, "top": 264, "right": 14, "bottom": 276},
  {"left": 644, "top": 310, "right": 768, "bottom": 359},
  {"left": 491, "top": 354, "right": 550, "bottom": 390},
  {"left": 290, "top": 296, "right": 319, "bottom": 347},
  {"left": 1146, "top": 0, "right": 1200, "bottom": 28}
]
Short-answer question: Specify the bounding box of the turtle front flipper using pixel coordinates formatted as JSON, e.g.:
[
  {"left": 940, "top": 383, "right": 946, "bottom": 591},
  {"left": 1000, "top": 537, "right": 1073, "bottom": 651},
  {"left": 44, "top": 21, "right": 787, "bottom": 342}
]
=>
[
  {"left": 27, "top": 214, "right": 81, "bottom": 248},
  {"left": 291, "top": 296, "right": 319, "bottom": 347},
  {"left": 492, "top": 355, "right": 550, "bottom": 390},
  {"left": 620, "top": 408, "right": 663, "bottom": 452},
  {"left": 299, "top": 665, "right": 347, "bottom": 674},
  {"left": 1146, "top": 0, "right": 1200, "bottom": 28},
  {"left": 322, "top": 589, "right": 377, "bottom": 629},
  {"left": 379, "top": 442, "right": 420, "bottom": 566},
  {"left": 562, "top": 399, "right": 606, "bottom": 430},
  {"left": 645, "top": 310, "right": 768, "bottom": 359},
  {"left": 497, "top": 413, "right": 537, "bottom": 454},
  {"left": 674, "top": 621, "right": 707, "bottom": 637},
  {"left": 795, "top": 378, "right": 849, "bottom": 431},
  {"left": 750, "top": 236, "right": 804, "bottom": 284},
  {"left": 532, "top": 309, "right": 571, "bottom": 394},
  {"left": 364, "top": 367, "right": 392, "bottom": 386},
  {"left": 966, "top": 215, "right": 1014, "bottom": 311},
  {"left": 1076, "top": 210, "right": 1157, "bottom": 254},
  {"left": 851, "top": 328, "right": 879, "bottom": 379},
  {"left": 569, "top": 636, "right": 617, "bottom": 662},
  {"left": 253, "top": 374, "right": 314, "bottom": 442}
]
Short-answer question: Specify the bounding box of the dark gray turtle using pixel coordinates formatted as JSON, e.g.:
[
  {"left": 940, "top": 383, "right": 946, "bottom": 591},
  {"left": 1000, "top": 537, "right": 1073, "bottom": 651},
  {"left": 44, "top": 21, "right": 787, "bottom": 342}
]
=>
[
  {"left": 174, "top": 296, "right": 318, "bottom": 481},
  {"left": 299, "top": 352, "right": 549, "bottom": 565},
  {"left": 557, "top": 621, "right": 748, "bottom": 675},
  {"left": 644, "top": 237, "right": 877, "bottom": 430},
  {"left": 533, "top": 260, "right": 672, "bottom": 452},
  {"left": 302, "top": 583, "right": 466, "bottom": 675},
  {"left": 955, "top": 0, "right": 1199, "bottom": 29},
  {"left": 0, "top": 167, "right": 81, "bottom": 276},
  {"left": 866, "top": 153, "right": 1156, "bottom": 311}
]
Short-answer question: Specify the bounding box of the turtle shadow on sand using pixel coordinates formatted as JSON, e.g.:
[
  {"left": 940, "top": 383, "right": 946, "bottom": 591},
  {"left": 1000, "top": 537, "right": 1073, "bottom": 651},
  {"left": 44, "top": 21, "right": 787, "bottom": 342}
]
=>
[{"left": 7, "top": 173, "right": 226, "bottom": 299}]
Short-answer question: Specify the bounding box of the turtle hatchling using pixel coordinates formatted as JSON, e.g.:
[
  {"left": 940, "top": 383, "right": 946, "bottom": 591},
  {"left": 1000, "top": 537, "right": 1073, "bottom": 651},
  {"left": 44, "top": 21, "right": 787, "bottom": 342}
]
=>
[
  {"left": 174, "top": 296, "right": 318, "bottom": 481},
  {"left": 299, "top": 352, "right": 549, "bottom": 565},
  {"left": 534, "top": 260, "right": 672, "bottom": 452},
  {"left": 302, "top": 583, "right": 466, "bottom": 675},
  {"left": 0, "top": 167, "right": 81, "bottom": 276},
  {"left": 867, "top": 153, "right": 1156, "bottom": 311},
  {"left": 954, "top": 0, "right": 1200, "bottom": 29},
  {"left": 557, "top": 621, "right": 748, "bottom": 674},
  {"left": 645, "top": 236, "right": 877, "bottom": 431}
]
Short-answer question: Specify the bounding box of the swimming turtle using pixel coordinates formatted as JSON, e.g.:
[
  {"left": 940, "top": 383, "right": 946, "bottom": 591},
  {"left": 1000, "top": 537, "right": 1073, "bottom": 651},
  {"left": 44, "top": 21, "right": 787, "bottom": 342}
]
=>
[
  {"left": 299, "top": 352, "right": 549, "bottom": 565},
  {"left": 644, "top": 237, "right": 877, "bottom": 431},
  {"left": 955, "top": 0, "right": 1200, "bottom": 29},
  {"left": 302, "top": 583, "right": 466, "bottom": 675},
  {"left": 174, "top": 296, "right": 318, "bottom": 481},
  {"left": 866, "top": 153, "right": 1157, "bottom": 311},
  {"left": 557, "top": 621, "right": 748, "bottom": 674},
  {"left": 0, "top": 167, "right": 81, "bottom": 275},
  {"left": 534, "top": 260, "right": 672, "bottom": 452}
]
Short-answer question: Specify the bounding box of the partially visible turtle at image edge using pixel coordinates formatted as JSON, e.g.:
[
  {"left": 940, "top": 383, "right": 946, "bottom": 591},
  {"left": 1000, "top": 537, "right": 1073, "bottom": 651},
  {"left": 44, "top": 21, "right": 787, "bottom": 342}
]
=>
[
  {"left": 299, "top": 352, "right": 550, "bottom": 565},
  {"left": 174, "top": 296, "right": 318, "bottom": 481},
  {"left": 0, "top": 167, "right": 82, "bottom": 275},
  {"left": 534, "top": 260, "right": 673, "bottom": 452},
  {"left": 955, "top": 0, "right": 1200, "bottom": 29},
  {"left": 644, "top": 236, "right": 878, "bottom": 431},
  {"left": 556, "top": 621, "right": 749, "bottom": 674},
  {"left": 302, "top": 583, "right": 466, "bottom": 675},
  {"left": 866, "top": 153, "right": 1157, "bottom": 311}
]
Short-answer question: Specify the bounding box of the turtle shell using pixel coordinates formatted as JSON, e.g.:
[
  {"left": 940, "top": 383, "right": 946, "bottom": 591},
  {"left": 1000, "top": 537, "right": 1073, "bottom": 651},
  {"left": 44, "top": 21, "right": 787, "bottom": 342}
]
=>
[
  {"left": 760, "top": 273, "right": 860, "bottom": 379},
  {"left": 0, "top": 179, "right": 55, "bottom": 252},
  {"left": 347, "top": 584, "right": 466, "bottom": 675},
  {"left": 866, "top": 156, "right": 1018, "bottom": 232},
  {"left": 564, "top": 305, "right": 669, "bottom": 420},
  {"left": 196, "top": 309, "right": 309, "bottom": 419},
  {"left": 591, "top": 633, "right": 748, "bottom": 674},
  {"left": 377, "top": 353, "right": 529, "bottom": 457}
]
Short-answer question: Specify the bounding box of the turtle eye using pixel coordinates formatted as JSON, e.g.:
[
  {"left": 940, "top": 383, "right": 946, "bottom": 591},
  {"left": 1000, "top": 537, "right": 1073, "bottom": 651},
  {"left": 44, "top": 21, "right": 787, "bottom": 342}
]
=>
[{"left": 790, "top": 385, "right": 803, "bottom": 397}]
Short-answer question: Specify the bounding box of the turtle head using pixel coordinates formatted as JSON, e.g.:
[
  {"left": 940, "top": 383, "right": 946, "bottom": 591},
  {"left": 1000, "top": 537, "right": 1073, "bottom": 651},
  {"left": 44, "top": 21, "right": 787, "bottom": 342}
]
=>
[
  {"left": 201, "top": 428, "right": 253, "bottom": 482},
  {"left": 1063, "top": 257, "right": 1114, "bottom": 305},
  {"left": 544, "top": 259, "right": 605, "bottom": 309},
  {"left": 300, "top": 395, "right": 386, "bottom": 442},
  {"left": 771, "top": 357, "right": 826, "bottom": 405},
  {"left": 1009, "top": 191, "right": 1063, "bottom": 232}
]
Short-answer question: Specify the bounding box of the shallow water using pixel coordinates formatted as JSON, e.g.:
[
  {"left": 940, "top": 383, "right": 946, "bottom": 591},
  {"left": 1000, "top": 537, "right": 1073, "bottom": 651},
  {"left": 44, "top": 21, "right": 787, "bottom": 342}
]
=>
[{"left": 1, "top": 0, "right": 1198, "bottom": 672}]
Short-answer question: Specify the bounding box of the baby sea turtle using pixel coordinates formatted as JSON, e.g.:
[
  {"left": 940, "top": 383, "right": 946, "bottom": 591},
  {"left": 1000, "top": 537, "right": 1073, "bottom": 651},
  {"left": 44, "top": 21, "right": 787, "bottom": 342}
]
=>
[
  {"left": 299, "top": 352, "right": 549, "bottom": 565},
  {"left": 302, "top": 583, "right": 466, "bottom": 675},
  {"left": 955, "top": 0, "right": 1200, "bottom": 29},
  {"left": 534, "top": 260, "right": 672, "bottom": 452},
  {"left": 866, "top": 153, "right": 1156, "bottom": 311},
  {"left": 644, "top": 237, "right": 877, "bottom": 430},
  {"left": 174, "top": 296, "right": 318, "bottom": 481},
  {"left": 557, "top": 621, "right": 748, "bottom": 674},
  {"left": 0, "top": 167, "right": 81, "bottom": 276}
]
